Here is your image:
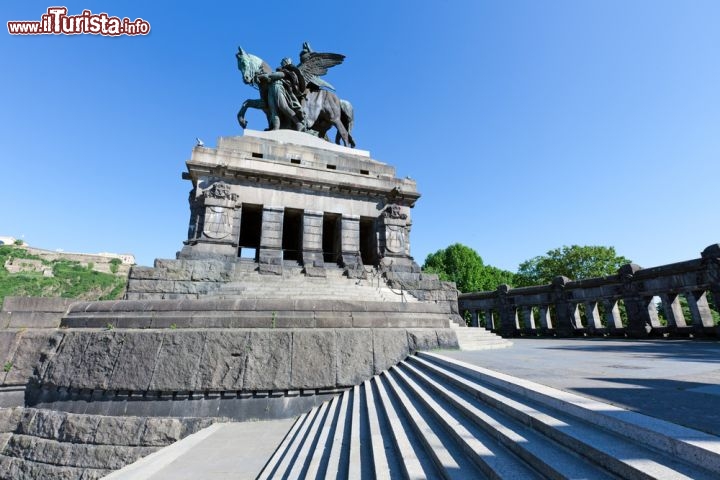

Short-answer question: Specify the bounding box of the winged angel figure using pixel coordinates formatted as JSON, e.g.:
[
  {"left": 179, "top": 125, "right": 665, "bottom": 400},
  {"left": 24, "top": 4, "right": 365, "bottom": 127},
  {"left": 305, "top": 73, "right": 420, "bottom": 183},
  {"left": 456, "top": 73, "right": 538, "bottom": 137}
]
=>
[{"left": 236, "top": 43, "right": 355, "bottom": 147}]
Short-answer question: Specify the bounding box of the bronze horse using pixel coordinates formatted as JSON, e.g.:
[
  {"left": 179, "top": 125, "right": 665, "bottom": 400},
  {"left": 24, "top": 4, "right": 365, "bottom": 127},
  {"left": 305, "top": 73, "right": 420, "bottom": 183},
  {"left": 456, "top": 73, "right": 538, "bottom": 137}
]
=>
[{"left": 235, "top": 48, "right": 355, "bottom": 148}]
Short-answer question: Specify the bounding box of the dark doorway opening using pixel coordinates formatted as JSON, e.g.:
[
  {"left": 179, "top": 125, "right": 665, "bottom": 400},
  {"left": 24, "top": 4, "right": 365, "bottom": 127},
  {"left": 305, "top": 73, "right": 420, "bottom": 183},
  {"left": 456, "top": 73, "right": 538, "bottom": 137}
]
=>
[
  {"left": 322, "top": 213, "right": 341, "bottom": 264},
  {"left": 359, "top": 217, "right": 378, "bottom": 266},
  {"left": 238, "top": 203, "right": 262, "bottom": 260},
  {"left": 282, "top": 208, "right": 303, "bottom": 261}
]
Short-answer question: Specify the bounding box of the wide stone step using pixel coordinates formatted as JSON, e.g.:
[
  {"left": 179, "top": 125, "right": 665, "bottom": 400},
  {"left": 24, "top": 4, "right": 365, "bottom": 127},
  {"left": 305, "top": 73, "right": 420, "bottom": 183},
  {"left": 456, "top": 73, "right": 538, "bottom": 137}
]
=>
[
  {"left": 258, "top": 352, "right": 720, "bottom": 479},
  {"left": 399, "top": 359, "right": 613, "bottom": 479},
  {"left": 452, "top": 326, "right": 513, "bottom": 350},
  {"left": 415, "top": 352, "right": 720, "bottom": 479},
  {"left": 130, "top": 262, "right": 422, "bottom": 303}
]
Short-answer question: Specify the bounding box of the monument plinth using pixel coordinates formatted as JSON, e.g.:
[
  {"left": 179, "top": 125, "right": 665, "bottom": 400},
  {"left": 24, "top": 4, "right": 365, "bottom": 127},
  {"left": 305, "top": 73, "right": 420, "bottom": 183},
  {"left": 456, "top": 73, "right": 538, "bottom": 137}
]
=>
[
  {"left": 177, "top": 131, "right": 418, "bottom": 277},
  {"left": 44, "top": 131, "right": 461, "bottom": 421}
]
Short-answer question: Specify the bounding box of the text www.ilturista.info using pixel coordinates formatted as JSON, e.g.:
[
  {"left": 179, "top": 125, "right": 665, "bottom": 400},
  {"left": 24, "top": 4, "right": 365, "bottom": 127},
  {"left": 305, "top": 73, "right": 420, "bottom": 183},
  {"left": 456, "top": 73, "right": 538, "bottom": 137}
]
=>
[{"left": 7, "top": 7, "right": 150, "bottom": 36}]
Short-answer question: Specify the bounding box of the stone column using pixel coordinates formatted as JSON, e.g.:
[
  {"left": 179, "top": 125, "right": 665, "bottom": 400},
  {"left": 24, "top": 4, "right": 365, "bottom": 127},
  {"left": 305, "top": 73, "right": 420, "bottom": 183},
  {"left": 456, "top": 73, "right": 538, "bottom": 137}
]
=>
[
  {"left": 496, "top": 285, "right": 518, "bottom": 337},
  {"left": 258, "top": 206, "right": 284, "bottom": 275},
  {"left": 701, "top": 244, "right": 720, "bottom": 315},
  {"left": 179, "top": 181, "right": 240, "bottom": 259},
  {"left": 659, "top": 293, "right": 686, "bottom": 328},
  {"left": 521, "top": 307, "right": 536, "bottom": 331},
  {"left": 585, "top": 301, "right": 602, "bottom": 331},
  {"left": 570, "top": 304, "right": 583, "bottom": 329},
  {"left": 619, "top": 264, "right": 661, "bottom": 338},
  {"left": 623, "top": 295, "right": 662, "bottom": 337},
  {"left": 470, "top": 310, "right": 479, "bottom": 328},
  {"left": 301, "top": 210, "right": 325, "bottom": 277},
  {"left": 340, "top": 215, "right": 362, "bottom": 278},
  {"left": 551, "top": 276, "right": 576, "bottom": 337},
  {"left": 186, "top": 187, "right": 202, "bottom": 242},
  {"left": 686, "top": 291, "right": 715, "bottom": 328},
  {"left": 602, "top": 300, "right": 624, "bottom": 330},
  {"left": 487, "top": 310, "right": 496, "bottom": 330},
  {"left": 538, "top": 306, "right": 553, "bottom": 330}
]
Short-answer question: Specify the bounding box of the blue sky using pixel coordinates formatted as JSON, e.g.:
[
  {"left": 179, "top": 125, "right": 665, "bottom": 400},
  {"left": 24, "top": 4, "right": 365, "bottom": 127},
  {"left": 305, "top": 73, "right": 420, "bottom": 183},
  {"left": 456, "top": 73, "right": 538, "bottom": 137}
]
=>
[{"left": 1, "top": 1, "right": 719, "bottom": 273}]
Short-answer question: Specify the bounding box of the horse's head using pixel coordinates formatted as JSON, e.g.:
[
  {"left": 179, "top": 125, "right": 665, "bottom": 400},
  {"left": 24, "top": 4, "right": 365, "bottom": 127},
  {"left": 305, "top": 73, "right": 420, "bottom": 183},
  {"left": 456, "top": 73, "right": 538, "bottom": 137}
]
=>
[{"left": 236, "top": 47, "right": 264, "bottom": 86}]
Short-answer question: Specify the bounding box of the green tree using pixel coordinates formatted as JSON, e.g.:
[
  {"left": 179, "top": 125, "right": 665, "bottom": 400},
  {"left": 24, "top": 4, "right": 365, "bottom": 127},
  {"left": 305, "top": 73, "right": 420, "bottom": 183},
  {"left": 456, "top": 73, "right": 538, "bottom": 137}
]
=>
[
  {"left": 422, "top": 243, "right": 514, "bottom": 293},
  {"left": 515, "top": 245, "right": 630, "bottom": 287}
]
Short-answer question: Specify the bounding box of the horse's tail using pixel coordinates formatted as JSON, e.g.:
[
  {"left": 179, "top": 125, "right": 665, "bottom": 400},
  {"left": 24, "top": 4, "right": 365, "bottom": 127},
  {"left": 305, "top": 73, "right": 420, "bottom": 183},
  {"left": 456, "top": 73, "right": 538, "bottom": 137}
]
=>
[
  {"left": 339, "top": 99, "right": 354, "bottom": 132},
  {"left": 338, "top": 99, "right": 355, "bottom": 147}
]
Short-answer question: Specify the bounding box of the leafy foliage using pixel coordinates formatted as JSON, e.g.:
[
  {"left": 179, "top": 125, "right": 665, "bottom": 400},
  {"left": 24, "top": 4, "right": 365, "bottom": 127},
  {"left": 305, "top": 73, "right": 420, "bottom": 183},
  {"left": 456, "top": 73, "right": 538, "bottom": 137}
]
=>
[
  {"left": 514, "top": 245, "right": 630, "bottom": 287},
  {"left": 422, "top": 243, "right": 514, "bottom": 293},
  {"left": 0, "top": 245, "right": 127, "bottom": 307},
  {"left": 109, "top": 258, "right": 121, "bottom": 274}
]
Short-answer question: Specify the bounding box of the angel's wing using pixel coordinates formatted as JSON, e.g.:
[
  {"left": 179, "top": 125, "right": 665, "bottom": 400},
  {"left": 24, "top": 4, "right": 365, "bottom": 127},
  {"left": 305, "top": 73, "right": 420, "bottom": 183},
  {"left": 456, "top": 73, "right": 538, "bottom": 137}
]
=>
[{"left": 297, "top": 47, "right": 345, "bottom": 91}]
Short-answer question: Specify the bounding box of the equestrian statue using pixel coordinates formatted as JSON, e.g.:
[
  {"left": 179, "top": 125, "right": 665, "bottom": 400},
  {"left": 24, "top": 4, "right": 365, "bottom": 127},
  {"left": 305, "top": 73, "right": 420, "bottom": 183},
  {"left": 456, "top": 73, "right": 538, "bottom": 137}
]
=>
[{"left": 236, "top": 42, "right": 356, "bottom": 148}]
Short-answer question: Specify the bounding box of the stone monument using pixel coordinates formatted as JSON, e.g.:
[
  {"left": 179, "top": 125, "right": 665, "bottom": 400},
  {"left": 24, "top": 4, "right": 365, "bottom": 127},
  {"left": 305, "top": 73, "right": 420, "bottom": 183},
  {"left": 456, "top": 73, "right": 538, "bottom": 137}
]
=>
[
  {"left": 0, "top": 43, "right": 462, "bottom": 479},
  {"left": 35, "top": 43, "right": 461, "bottom": 419}
]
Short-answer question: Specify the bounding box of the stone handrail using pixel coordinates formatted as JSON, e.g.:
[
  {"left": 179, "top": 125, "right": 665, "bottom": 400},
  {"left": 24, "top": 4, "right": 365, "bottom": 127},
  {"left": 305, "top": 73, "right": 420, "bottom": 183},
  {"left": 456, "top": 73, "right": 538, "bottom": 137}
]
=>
[{"left": 459, "top": 244, "right": 720, "bottom": 338}]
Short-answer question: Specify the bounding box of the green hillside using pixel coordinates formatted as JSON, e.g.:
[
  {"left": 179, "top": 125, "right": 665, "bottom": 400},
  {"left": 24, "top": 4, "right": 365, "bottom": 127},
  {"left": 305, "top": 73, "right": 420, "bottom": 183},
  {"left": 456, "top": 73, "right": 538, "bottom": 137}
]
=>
[{"left": 0, "top": 245, "right": 127, "bottom": 307}]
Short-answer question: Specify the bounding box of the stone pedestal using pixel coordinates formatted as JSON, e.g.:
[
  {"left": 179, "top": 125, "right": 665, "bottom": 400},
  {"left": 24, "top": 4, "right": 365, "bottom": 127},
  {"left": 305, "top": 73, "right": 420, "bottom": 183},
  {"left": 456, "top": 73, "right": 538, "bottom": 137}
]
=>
[{"left": 179, "top": 133, "right": 420, "bottom": 271}]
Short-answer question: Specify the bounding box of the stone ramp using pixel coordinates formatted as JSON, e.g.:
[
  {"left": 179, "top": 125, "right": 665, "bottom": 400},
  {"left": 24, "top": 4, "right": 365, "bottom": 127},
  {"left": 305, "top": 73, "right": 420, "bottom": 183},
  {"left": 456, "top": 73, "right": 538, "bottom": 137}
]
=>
[
  {"left": 103, "top": 419, "right": 294, "bottom": 480},
  {"left": 258, "top": 352, "right": 720, "bottom": 479}
]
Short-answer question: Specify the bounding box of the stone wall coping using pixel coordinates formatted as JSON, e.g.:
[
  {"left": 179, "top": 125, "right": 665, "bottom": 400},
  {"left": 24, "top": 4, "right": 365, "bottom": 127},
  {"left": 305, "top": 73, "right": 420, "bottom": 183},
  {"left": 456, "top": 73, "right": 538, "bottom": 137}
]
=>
[
  {"left": 1, "top": 296, "right": 76, "bottom": 313},
  {"left": 460, "top": 257, "right": 710, "bottom": 303},
  {"left": 66, "top": 298, "right": 450, "bottom": 315}
]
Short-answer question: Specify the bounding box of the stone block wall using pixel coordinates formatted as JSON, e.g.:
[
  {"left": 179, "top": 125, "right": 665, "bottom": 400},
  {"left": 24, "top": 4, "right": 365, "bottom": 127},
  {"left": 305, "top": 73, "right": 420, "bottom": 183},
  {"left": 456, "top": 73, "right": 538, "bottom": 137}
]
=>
[
  {"left": 38, "top": 328, "right": 456, "bottom": 393},
  {"left": 381, "top": 267, "right": 463, "bottom": 321},
  {"left": 0, "top": 407, "right": 213, "bottom": 480}
]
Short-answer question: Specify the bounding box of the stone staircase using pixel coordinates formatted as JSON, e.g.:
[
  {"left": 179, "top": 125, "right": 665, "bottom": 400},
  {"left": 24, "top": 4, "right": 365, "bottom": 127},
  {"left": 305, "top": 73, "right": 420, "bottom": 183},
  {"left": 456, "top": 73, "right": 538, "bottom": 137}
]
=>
[
  {"left": 213, "top": 264, "right": 416, "bottom": 303},
  {"left": 0, "top": 408, "right": 213, "bottom": 480},
  {"left": 258, "top": 352, "right": 720, "bottom": 479},
  {"left": 127, "top": 259, "right": 418, "bottom": 303},
  {"left": 450, "top": 323, "right": 513, "bottom": 350}
]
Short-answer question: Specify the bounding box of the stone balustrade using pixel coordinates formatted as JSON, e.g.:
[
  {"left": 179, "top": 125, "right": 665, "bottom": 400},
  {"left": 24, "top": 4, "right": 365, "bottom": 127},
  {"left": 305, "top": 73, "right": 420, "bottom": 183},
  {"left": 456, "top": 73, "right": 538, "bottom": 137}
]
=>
[{"left": 459, "top": 244, "right": 720, "bottom": 338}]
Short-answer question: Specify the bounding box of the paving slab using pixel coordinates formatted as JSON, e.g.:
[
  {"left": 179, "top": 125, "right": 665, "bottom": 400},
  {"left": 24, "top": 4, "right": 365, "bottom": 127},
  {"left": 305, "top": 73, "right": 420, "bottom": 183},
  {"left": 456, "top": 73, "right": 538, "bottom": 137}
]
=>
[{"left": 439, "top": 338, "right": 720, "bottom": 436}]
